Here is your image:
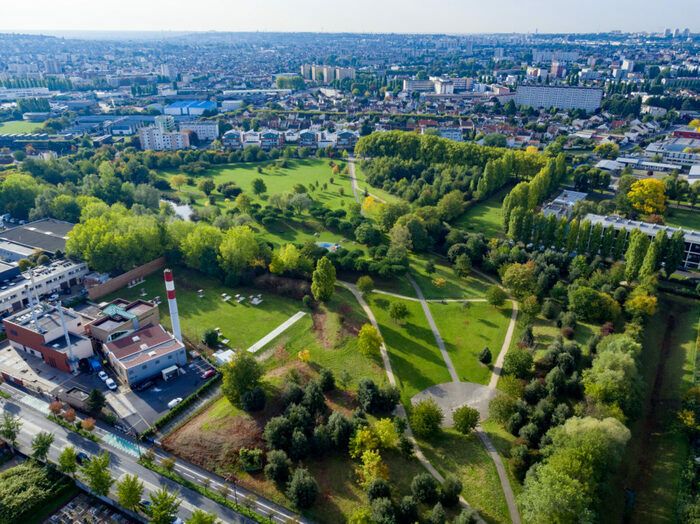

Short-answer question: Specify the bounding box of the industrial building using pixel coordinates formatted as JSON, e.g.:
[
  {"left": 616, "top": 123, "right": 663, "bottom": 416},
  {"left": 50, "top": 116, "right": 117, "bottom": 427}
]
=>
[
  {"left": 164, "top": 100, "right": 217, "bottom": 116},
  {"left": 3, "top": 302, "right": 94, "bottom": 373},
  {"left": 0, "top": 218, "right": 76, "bottom": 260}
]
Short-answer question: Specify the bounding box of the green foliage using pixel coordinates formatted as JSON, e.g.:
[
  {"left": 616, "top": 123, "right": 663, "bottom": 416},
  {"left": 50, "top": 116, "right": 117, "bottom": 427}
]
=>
[
  {"left": 486, "top": 285, "right": 507, "bottom": 306},
  {"left": 149, "top": 486, "right": 181, "bottom": 524},
  {"left": 286, "top": 467, "right": 319, "bottom": 509},
  {"left": 87, "top": 388, "right": 106, "bottom": 413},
  {"left": 358, "top": 323, "right": 382, "bottom": 357},
  {"left": 0, "top": 413, "right": 22, "bottom": 447},
  {"left": 410, "top": 398, "right": 444, "bottom": 438},
  {"left": 503, "top": 348, "right": 533, "bottom": 379},
  {"left": 116, "top": 474, "right": 144, "bottom": 511},
  {"left": 264, "top": 450, "right": 292, "bottom": 485},
  {"left": 58, "top": 446, "right": 78, "bottom": 476},
  {"left": 411, "top": 472, "right": 440, "bottom": 504},
  {"left": 356, "top": 275, "right": 375, "bottom": 295},
  {"left": 478, "top": 346, "right": 492, "bottom": 364},
  {"left": 311, "top": 256, "right": 336, "bottom": 302},
  {"left": 0, "top": 462, "right": 72, "bottom": 523},
  {"left": 186, "top": 510, "right": 219, "bottom": 524},
  {"left": 453, "top": 405, "right": 479, "bottom": 434},
  {"left": 31, "top": 431, "right": 54, "bottom": 462},
  {"left": 388, "top": 301, "right": 410, "bottom": 323},
  {"left": 221, "top": 352, "right": 263, "bottom": 407},
  {"left": 80, "top": 451, "right": 114, "bottom": 497}
]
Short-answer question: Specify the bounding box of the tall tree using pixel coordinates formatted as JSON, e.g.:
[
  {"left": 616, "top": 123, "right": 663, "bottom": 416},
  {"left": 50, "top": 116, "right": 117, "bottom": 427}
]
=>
[
  {"left": 58, "top": 446, "right": 78, "bottom": 477},
  {"left": 31, "top": 432, "right": 54, "bottom": 462},
  {"left": 624, "top": 229, "right": 651, "bottom": 281},
  {"left": 664, "top": 230, "right": 685, "bottom": 276},
  {"left": 221, "top": 352, "right": 263, "bottom": 406},
  {"left": 0, "top": 413, "right": 22, "bottom": 451},
  {"left": 311, "top": 256, "right": 336, "bottom": 302},
  {"left": 80, "top": 452, "right": 114, "bottom": 497},
  {"left": 149, "top": 487, "right": 181, "bottom": 524},
  {"left": 116, "top": 474, "right": 144, "bottom": 512}
]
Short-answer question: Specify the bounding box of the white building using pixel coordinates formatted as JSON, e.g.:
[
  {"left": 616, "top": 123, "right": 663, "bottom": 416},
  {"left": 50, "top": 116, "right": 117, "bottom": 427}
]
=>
[
  {"left": 515, "top": 85, "right": 603, "bottom": 112},
  {"left": 178, "top": 121, "right": 219, "bottom": 141},
  {"left": 138, "top": 126, "right": 190, "bottom": 151}
]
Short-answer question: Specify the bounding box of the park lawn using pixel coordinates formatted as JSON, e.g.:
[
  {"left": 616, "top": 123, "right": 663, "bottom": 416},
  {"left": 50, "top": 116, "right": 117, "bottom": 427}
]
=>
[
  {"left": 454, "top": 188, "right": 509, "bottom": 239},
  {"left": 625, "top": 296, "right": 698, "bottom": 523},
  {"left": 368, "top": 294, "right": 451, "bottom": 402},
  {"left": 162, "top": 158, "right": 358, "bottom": 211},
  {"left": 665, "top": 206, "right": 700, "bottom": 231},
  {"left": 251, "top": 215, "right": 367, "bottom": 253},
  {"left": 0, "top": 120, "right": 41, "bottom": 134},
  {"left": 410, "top": 255, "right": 491, "bottom": 299},
  {"left": 530, "top": 315, "right": 598, "bottom": 351},
  {"left": 352, "top": 162, "right": 403, "bottom": 205},
  {"left": 429, "top": 301, "right": 513, "bottom": 384},
  {"left": 481, "top": 419, "right": 524, "bottom": 500},
  {"left": 103, "top": 267, "right": 302, "bottom": 350},
  {"left": 261, "top": 288, "right": 387, "bottom": 387},
  {"left": 416, "top": 429, "right": 511, "bottom": 524}
]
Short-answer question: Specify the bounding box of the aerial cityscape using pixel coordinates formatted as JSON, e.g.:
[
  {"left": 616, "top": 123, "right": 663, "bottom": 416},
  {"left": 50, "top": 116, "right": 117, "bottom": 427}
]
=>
[{"left": 0, "top": 2, "right": 699, "bottom": 524}]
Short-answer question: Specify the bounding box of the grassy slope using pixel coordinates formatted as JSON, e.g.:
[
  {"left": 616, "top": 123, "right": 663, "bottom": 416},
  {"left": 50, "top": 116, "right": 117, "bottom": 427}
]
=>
[
  {"left": 410, "top": 255, "right": 491, "bottom": 300},
  {"left": 430, "top": 302, "right": 513, "bottom": 384},
  {"left": 351, "top": 162, "right": 403, "bottom": 205},
  {"left": 454, "top": 189, "right": 509, "bottom": 239},
  {"left": 368, "top": 294, "right": 451, "bottom": 402},
  {"left": 603, "top": 295, "right": 698, "bottom": 523},
  {"left": 0, "top": 120, "right": 41, "bottom": 133},
  {"left": 417, "top": 430, "right": 510, "bottom": 524},
  {"left": 103, "top": 267, "right": 301, "bottom": 350}
]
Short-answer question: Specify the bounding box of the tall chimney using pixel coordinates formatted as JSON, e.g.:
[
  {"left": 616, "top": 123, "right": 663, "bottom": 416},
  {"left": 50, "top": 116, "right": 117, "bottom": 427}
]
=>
[{"left": 163, "top": 269, "right": 182, "bottom": 342}]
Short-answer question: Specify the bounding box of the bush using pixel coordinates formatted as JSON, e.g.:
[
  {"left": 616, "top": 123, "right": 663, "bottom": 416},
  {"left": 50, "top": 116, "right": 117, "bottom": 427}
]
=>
[
  {"left": 286, "top": 468, "right": 319, "bottom": 509},
  {"left": 281, "top": 383, "right": 304, "bottom": 407},
  {"left": 410, "top": 399, "right": 443, "bottom": 437},
  {"left": 238, "top": 448, "right": 263, "bottom": 472},
  {"left": 503, "top": 349, "right": 533, "bottom": 379},
  {"left": 478, "top": 347, "right": 492, "bottom": 364},
  {"left": 427, "top": 502, "right": 446, "bottom": 524},
  {"left": 453, "top": 405, "right": 479, "bottom": 434},
  {"left": 441, "top": 475, "right": 463, "bottom": 506},
  {"left": 542, "top": 299, "right": 558, "bottom": 320},
  {"left": 370, "top": 497, "right": 396, "bottom": 524},
  {"left": 264, "top": 416, "right": 292, "bottom": 450},
  {"left": 241, "top": 386, "right": 266, "bottom": 412},
  {"left": 561, "top": 326, "right": 575, "bottom": 339},
  {"left": 366, "top": 478, "right": 391, "bottom": 501},
  {"left": 395, "top": 495, "right": 418, "bottom": 523},
  {"left": 264, "top": 450, "right": 291, "bottom": 485},
  {"left": 486, "top": 285, "right": 507, "bottom": 306},
  {"left": 202, "top": 328, "right": 219, "bottom": 348},
  {"left": 302, "top": 295, "right": 313, "bottom": 309},
  {"left": 454, "top": 508, "right": 480, "bottom": 524},
  {"left": 490, "top": 394, "right": 518, "bottom": 424},
  {"left": 411, "top": 473, "right": 439, "bottom": 504},
  {"left": 327, "top": 412, "right": 353, "bottom": 450},
  {"left": 317, "top": 368, "right": 335, "bottom": 392}
]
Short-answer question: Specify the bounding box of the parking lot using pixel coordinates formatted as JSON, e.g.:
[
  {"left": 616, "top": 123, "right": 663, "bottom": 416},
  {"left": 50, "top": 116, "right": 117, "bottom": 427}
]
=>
[{"left": 0, "top": 341, "right": 216, "bottom": 435}]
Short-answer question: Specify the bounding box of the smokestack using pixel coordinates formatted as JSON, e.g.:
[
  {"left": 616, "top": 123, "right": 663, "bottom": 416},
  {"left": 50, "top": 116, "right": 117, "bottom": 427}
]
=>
[{"left": 163, "top": 269, "right": 182, "bottom": 342}]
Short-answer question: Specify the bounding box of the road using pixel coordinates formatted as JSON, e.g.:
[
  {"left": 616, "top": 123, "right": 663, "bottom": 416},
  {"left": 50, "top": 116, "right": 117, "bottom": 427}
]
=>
[{"left": 0, "top": 383, "right": 305, "bottom": 524}]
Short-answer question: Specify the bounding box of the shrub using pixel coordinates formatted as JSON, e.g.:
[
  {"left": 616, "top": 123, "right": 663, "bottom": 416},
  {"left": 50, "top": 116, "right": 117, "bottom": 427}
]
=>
[
  {"left": 561, "top": 326, "right": 575, "bottom": 339},
  {"left": 441, "top": 475, "right": 463, "bottom": 506},
  {"left": 317, "top": 368, "right": 335, "bottom": 392},
  {"left": 427, "top": 502, "right": 447, "bottom": 524},
  {"left": 302, "top": 295, "right": 313, "bottom": 309},
  {"left": 366, "top": 478, "right": 391, "bottom": 501},
  {"left": 264, "top": 450, "right": 291, "bottom": 485},
  {"left": 453, "top": 405, "right": 479, "bottom": 435},
  {"left": 370, "top": 497, "right": 395, "bottom": 524},
  {"left": 241, "top": 386, "right": 266, "bottom": 412},
  {"left": 478, "top": 347, "right": 492, "bottom": 364},
  {"left": 81, "top": 418, "right": 96, "bottom": 431},
  {"left": 281, "top": 383, "right": 304, "bottom": 407},
  {"left": 454, "top": 508, "right": 480, "bottom": 524},
  {"left": 49, "top": 401, "right": 62, "bottom": 415},
  {"left": 489, "top": 394, "right": 518, "bottom": 424},
  {"left": 263, "top": 416, "right": 292, "bottom": 450},
  {"left": 395, "top": 495, "right": 418, "bottom": 523},
  {"left": 286, "top": 468, "right": 319, "bottom": 509},
  {"left": 411, "top": 473, "right": 439, "bottom": 504},
  {"left": 238, "top": 448, "right": 263, "bottom": 472},
  {"left": 486, "top": 285, "right": 507, "bottom": 306},
  {"left": 202, "top": 329, "right": 219, "bottom": 348},
  {"left": 410, "top": 399, "right": 443, "bottom": 437},
  {"left": 503, "top": 349, "right": 533, "bottom": 379}
]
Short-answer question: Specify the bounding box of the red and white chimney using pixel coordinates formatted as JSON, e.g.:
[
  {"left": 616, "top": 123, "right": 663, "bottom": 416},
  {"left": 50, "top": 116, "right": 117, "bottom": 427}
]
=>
[{"left": 163, "top": 269, "right": 182, "bottom": 342}]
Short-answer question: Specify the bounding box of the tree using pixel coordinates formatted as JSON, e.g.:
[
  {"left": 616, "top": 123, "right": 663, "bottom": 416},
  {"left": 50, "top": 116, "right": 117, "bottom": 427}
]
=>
[
  {"left": 502, "top": 261, "right": 537, "bottom": 299},
  {"left": 593, "top": 142, "right": 620, "bottom": 159},
  {"left": 0, "top": 173, "right": 41, "bottom": 219},
  {"left": 486, "top": 285, "right": 507, "bottom": 306},
  {"left": 252, "top": 177, "right": 267, "bottom": 195},
  {"left": 198, "top": 178, "right": 216, "bottom": 196},
  {"left": 116, "top": 474, "right": 144, "bottom": 512},
  {"left": 311, "top": 256, "right": 336, "bottom": 302},
  {"left": 389, "top": 302, "right": 410, "bottom": 323},
  {"left": 356, "top": 275, "right": 375, "bottom": 295},
  {"left": 286, "top": 467, "right": 319, "bottom": 509},
  {"left": 627, "top": 178, "right": 667, "bottom": 215},
  {"left": 411, "top": 473, "right": 440, "bottom": 504},
  {"left": 182, "top": 223, "right": 224, "bottom": 276},
  {"left": 479, "top": 347, "right": 492, "bottom": 365},
  {"left": 453, "top": 254, "right": 472, "bottom": 278},
  {"left": 264, "top": 450, "right": 292, "bottom": 485},
  {"left": 664, "top": 230, "right": 685, "bottom": 276},
  {"left": 187, "top": 510, "right": 219, "bottom": 524},
  {"left": 170, "top": 174, "right": 187, "bottom": 191},
  {"left": 269, "top": 243, "right": 304, "bottom": 275},
  {"left": 149, "top": 487, "right": 181, "bottom": 524},
  {"left": 87, "top": 388, "right": 106, "bottom": 413},
  {"left": 503, "top": 349, "right": 533, "bottom": 379},
  {"left": 80, "top": 452, "right": 114, "bottom": 497},
  {"left": 58, "top": 446, "right": 78, "bottom": 476},
  {"left": 31, "top": 432, "right": 54, "bottom": 462},
  {"left": 358, "top": 323, "right": 382, "bottom": 358},
  {"left": 410, "top": 399, "right": 443, "bottom": 437},
  {"left": 441, "top": 475, "right": 463, "bottom": 507},
  {"left": 222, "top": 352, "right": 263, "bottom": 407},
  {"left": 218, "top": 225, "right": 261, "bottom": 278},
  {"left": 0, "top": 413, "right": 22, "bottom": 450},
  {"left": 453, "top": 406, "right": 479, "bottom": 434}
]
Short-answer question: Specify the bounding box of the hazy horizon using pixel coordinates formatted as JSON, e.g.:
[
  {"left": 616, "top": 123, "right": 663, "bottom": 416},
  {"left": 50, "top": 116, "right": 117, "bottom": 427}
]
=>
[{"left": 2, "top": 0, "right": 699, "bottom": 35}]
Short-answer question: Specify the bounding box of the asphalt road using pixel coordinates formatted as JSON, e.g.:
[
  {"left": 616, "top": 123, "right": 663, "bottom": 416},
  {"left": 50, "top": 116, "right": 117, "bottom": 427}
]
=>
[{"left": 0, "top": 383, "right": 306, "bottom": 524}]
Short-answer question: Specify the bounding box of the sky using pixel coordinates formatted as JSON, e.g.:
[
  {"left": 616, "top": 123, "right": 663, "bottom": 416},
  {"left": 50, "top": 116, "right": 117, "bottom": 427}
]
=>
[{"left": 2, "top": 0, "right": 699, "bottom": 35}]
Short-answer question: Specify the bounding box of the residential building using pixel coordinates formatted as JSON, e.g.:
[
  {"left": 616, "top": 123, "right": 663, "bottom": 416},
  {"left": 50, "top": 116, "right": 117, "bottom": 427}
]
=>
[
  {"left": 260, "top": 130, "right": 284, "bottom": 150},
  {"left": 515, "top": 85, "right": 603, "bottom": 112},
  {"left": 222, "top": 129, "right": 243, "bottom": 149},
  {"left": 4, "top": 302, "right": 94, "bottom": 373},
  {"left": 178, "top": 120, "right": 220, "bottom": 141},
  {"left": 138, "top": 126, "right": 190, "bottom": 151},
  {"left": 335, "top": 130, "right": 359, "bottom": 150},
  {"left": 542, "top": 190, "right": 588, "bottom": 219}
]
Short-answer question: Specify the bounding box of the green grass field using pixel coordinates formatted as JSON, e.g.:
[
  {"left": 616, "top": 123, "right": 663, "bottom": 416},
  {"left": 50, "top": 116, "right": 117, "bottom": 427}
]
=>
[
  {"left": 368, "top": 294, "right": 451, "bottom": 401},
  {"left": 410, "top": 255, "right": 491, "bottom": 299},
  {"left": 454, "top": 189, "right": 509, "bottom": 239},
  {"left": 417, "top": 429, "right": 510, "bottom": 524},
  {"left": 0, "top": 120, "right": 41, "bottom": 134},
  {"left": 665, "top": 206, "right": 700, "bottom": 231},
  {"left": 430, "top": 301, "right": 513, "bottom": 384},
  {"left": 103, "top": 267, "right": 302, "bottom": 350},
  {"left": 352, "top": 162, "right": 403, "bottom": 205},
  {"left": 162, "top": 158, "right": 358, "bottom": 211}
]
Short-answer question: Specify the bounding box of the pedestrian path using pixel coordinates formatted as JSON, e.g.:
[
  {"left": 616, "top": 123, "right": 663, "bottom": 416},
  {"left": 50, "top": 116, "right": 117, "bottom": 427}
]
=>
[
  {"left": 247, "top": 311, "right": 306, "bottom": 353},
  {"left": 19, "top": 394, "right": 50, "bottom": 415},
  {"left": 100, "top": 431, "right": 145, "bottom": 458}
]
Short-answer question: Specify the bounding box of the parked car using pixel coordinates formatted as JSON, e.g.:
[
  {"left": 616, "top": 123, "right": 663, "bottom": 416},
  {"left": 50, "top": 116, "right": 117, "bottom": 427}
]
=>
[
  {"left": 76, "top": 451, "right": 89, "bottom": 465},
  {"left": 98, "top": 371, "right": 108, "bottom": 381},
  {"left": 139, "top": 499, "right": 152, "bottom": 511},
  {"left": 133, "top": 379, "right": 155, "bottom": 392},
  {"left": 105, "top": 378, "right": 118, "bottom": 391},
  {"left": 201, "top": 369, "right": 216, "bottom": 380},
  {"left": 167, "top": 397, "right": 183, "bottom": 409}
]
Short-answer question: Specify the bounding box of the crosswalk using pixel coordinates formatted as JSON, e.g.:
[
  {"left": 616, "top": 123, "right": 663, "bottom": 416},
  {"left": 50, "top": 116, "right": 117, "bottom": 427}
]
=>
[{"left": 100, "top": 431, "right": 145, "bottom": 458}]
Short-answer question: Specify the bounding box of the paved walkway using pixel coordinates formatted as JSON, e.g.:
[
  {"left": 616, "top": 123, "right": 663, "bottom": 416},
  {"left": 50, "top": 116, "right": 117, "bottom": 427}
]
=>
[
  {"left": 489, "top": 300, "right": 519, "bottom": 389},
  {"left": 412, "top": 382, "right": 496, "bottom": 424},
  {"left": 247, "top": 311, "right": 306, "bottom": 353},
  {"left": 373, "top": 287, "right": 488, "bottom": 303},
  {"left": 348, "top": 157, "right": 387, "bottom": 205}
]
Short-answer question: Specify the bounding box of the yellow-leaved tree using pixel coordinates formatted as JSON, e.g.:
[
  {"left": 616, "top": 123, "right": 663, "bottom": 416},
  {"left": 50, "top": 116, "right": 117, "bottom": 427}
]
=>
[{"left": 627, "top": 178, "right": 667, "bottom": 215}]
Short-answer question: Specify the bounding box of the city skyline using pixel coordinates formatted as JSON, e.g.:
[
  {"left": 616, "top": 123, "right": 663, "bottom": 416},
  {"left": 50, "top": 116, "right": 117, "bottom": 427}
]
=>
[{"left": 2, "top": 0, "right": 699, "bottom": 35}]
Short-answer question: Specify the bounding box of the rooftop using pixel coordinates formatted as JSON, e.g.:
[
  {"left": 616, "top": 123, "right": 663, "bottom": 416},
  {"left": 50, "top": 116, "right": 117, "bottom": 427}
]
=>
[
  {"left": 585, "top": 213, "right": 700, "bottom": 245},
  {"left": 0, "top": 218, "right": 75, "bottom": 254},
  {"left": 104, "top": 323, "right": 183, "bottom": 369}
]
